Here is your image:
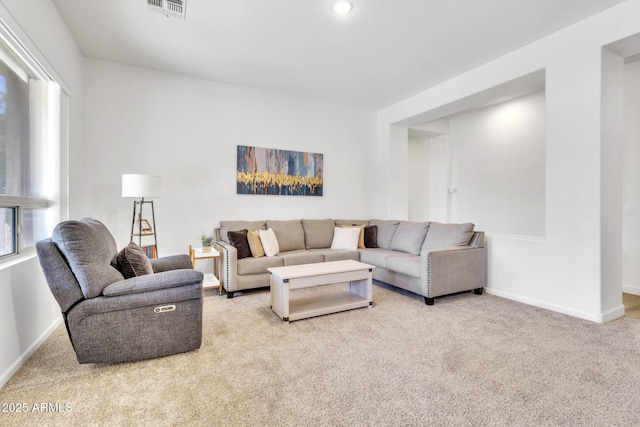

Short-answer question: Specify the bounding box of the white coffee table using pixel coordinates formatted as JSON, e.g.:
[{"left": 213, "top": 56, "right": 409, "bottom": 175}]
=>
[{"left": 268, "top": 259, "right": 374, "bottom": 322}]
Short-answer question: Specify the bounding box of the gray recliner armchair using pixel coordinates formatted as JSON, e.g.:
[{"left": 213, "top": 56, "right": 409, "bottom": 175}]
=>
[{"left": 36, "top": 218, "right": 204, "bottom": 364}]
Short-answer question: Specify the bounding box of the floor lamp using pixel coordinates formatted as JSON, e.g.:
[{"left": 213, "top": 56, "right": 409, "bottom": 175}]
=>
[{"left": 122, "top": 174, "right": 163, "bottom": 258}]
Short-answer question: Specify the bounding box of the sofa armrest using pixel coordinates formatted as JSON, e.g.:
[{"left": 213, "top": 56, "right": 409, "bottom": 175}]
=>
[
  {"left": 150, "top": 254, "right": 193, "bottom": 273},
  {"left": 103, "top": 269, "right": 204, "bottom": 297},
  {"left": 216, "top": 241, "right": 238, "bottom": 292},
  {"left": 420, "top": 246, "right": 486, "bottom": 298}
]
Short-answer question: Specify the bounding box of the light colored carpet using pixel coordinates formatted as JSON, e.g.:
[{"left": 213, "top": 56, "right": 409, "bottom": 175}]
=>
[{"left": 1, "top": 282, "right": 639, "bottom": 426}]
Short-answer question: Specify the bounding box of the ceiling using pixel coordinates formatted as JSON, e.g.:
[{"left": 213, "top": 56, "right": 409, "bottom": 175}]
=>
[{"left": 51, "top": 0, "right": 626, "bottom": 110}]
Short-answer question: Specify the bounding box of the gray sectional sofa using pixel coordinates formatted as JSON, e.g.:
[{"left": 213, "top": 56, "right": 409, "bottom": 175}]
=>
[{"left": 215, "top": 219, "right": 486, "bottom": 305}]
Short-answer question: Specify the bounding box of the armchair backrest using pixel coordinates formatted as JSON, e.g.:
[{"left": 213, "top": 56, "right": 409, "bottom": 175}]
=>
[
  {"left": 41, "top": 218, "right": 125, "bottom": 301},
  {"left": 36, "top": 238, "right": 85, "bottom": 313}
]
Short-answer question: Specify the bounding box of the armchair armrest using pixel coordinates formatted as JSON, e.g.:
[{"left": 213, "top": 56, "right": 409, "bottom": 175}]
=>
[
  {"left": 150, "top": 254, "right": 193, "bottom": 273},
  {"left": 103, "top": 269, "right": 204, "bottom": 297}
]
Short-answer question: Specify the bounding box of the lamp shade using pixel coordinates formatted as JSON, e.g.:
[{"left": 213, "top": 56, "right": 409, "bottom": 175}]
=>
[{"left": 122, "top": 174, "right": 163, "bottom": 198}]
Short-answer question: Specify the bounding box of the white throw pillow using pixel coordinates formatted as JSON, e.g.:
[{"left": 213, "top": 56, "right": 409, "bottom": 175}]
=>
[
  {"left": 259, "top": 228, "right": 280, "bottom": 257},
  {"left": 330, "top": 227, "right": 361, "bottom": 251}
]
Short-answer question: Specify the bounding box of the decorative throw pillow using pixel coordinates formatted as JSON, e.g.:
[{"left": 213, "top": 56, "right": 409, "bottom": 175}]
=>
[
  {"left": 330, "top": 227, "right": 361, "bottom": 251},
  {"left": 247, "top": 230, "right": 265, "bottom": 258},
  {"left": 341, "top": 225, "right": 365, "bottom": 248},
  {"left": 364, "top": 225, "right": 378, "bottom": 248},
  {"left": 259, "top": 228, "right": 280, "bottom": 257},
  {"left": 117, "top": 242, "right": 154, "bottom": 279},
  {"left": 228, "top": 229, "right": 251, "bottom": 259}
]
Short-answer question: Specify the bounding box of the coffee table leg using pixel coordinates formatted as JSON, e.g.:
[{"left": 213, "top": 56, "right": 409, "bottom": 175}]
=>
[
  {"left": 270, "top": 275, "right": 290, "bottom": 322},
  {"left": 349, "top": 272, "right": 372, "bottom": 306}
]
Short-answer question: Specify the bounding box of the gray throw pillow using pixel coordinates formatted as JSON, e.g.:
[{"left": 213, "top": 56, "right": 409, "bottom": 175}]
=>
[{"left": 117, "top": 242, "right": 154, "bottom": 279}]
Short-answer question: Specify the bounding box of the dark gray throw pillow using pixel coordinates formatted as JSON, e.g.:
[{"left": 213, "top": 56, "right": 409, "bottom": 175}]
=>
[
  {"left": 228, "top": 229, "right": 251, "bottom": 259},
  {"left": 117, "top": 242, "right": 154, "bottom": 279},
  {"left": 364, "top": 225, "right": 378, "bottom": 248}
]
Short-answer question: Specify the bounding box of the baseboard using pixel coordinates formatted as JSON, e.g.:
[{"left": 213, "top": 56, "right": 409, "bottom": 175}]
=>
[
  {"left": 485, "top": 288, "right": 623, "bottom": 324},
  {"left": 622, "top": 284, "right": 640, "bottom": 296},
  {"left": 0, "top": 315, "right": 62, "bottom": 390},
  {"left": 599, "top": 304, "right": 626, "bottom": 323}
]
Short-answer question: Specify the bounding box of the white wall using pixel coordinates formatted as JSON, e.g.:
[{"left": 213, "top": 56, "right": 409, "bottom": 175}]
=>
[
  {"left": 623, "top": 59, "right": 640, "bottom": 295},
  {"left": 408, "top": 135, "right": 430, "bottom": 221},
  {"left": 0, "top": 0, "right": 84, "bottom": 388},
  {"left": 600, "top": 48, "right": 624, "bottom": 312},
  {"left": 449, "top": 91, "right": 546, "bottom": 236},
  {"left": 78, "top": 59, "right": 376, "bottom": 255},
  {"left": 377, "top": 1, "right": 640, "bottom": 322}
]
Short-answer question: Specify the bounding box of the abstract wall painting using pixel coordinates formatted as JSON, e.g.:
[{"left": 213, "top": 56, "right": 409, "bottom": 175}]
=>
[{"left": 236, "top": 145, "right": 323, "bottom": 196}]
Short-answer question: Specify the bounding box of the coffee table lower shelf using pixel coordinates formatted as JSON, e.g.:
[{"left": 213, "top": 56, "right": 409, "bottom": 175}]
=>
[
  {"left": 268, "top": 260, "right": 374, "bottom": 323},
  {"left": 274, "top": 291, "right": 371, "bottom": 322}
]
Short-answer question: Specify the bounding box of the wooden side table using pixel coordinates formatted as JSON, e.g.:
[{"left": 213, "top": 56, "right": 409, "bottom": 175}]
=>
[{"left": 189, "top": 245, "right": 222, "bottom": 295}]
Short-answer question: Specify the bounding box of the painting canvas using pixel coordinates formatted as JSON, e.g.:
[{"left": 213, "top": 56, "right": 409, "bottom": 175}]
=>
[{"left": 237, "top": 145, "right": 323, "bottom": 196}]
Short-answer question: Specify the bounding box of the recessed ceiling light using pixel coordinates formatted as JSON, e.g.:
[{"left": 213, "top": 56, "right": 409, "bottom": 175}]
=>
[{"left": 332, "top": 1, "right": 353, "bottom": 15}]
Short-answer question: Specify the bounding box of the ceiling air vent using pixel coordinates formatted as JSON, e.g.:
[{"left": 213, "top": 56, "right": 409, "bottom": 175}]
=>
[{"left": 146, "top": 0, "right": 186, "bottom": 20}]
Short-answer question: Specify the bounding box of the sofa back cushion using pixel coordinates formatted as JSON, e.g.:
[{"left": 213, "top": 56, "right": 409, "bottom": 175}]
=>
[
  {"left": 220, "top": 221, "right": 266, "bottom": 243},
  {"left": 334, "top": 219, "right": 369, "bottom": 227},
  {"left": 266, "top": 220, "right": 305, "bottom": 252},
  {"left": 423, "top": 222, "right": 475, "bottom": 250},
  {"left": 390, "top": 221, "right": 430, "bottom": 255},
  {"left": 302, "top": 219, "right": 335, "bottom": 249},
  {"left": 369, "top": 219, "right": 400, "bottom": 249},
  {"left": 52, "top": 218, "right": 125, "bottom": 299}
]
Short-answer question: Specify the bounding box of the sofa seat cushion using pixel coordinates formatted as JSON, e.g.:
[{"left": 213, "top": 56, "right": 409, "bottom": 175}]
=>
[
  {"left": 359, "top": 248, "right": 414, "bottom": 269},
  {"left": 387, "top": 256, "right": 421, "bottom": 279},
  {"left": 237, "top": 256, "right": 284, "bottom": 275},
  {"left": 220, "top": 221, "right": 266, "bottom": 243},
  {"left": 302, "top": 219, "right": 335, "bottom": 249},
  {"left": 266, "top": 220, "right": 305, "bottom": 252},
  {"left": 320, "top": 249, "right": 360, "bottom": 262},
  {"left": 279, "top": 250, "right": 324, "bottom": 266}
]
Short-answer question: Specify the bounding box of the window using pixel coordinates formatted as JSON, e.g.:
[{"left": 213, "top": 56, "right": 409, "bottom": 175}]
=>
[{"left": 0, "top": 23, "right": 55, "bottom": 259}]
